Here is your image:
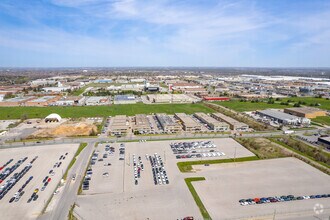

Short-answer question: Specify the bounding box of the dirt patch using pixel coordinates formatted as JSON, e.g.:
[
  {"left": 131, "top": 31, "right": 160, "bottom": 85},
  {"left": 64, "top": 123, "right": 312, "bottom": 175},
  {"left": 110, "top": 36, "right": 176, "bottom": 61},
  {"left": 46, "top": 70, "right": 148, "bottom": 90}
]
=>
[{"left": 30, "top": 121, "right": 97, "bottom": 138}]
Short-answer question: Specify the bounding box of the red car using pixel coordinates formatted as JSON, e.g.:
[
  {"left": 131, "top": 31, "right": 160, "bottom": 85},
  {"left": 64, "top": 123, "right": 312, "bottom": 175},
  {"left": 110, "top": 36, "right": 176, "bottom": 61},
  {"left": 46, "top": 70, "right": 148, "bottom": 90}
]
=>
[{"left": 47, "top": 178, "right": 51, "bottom": 182}]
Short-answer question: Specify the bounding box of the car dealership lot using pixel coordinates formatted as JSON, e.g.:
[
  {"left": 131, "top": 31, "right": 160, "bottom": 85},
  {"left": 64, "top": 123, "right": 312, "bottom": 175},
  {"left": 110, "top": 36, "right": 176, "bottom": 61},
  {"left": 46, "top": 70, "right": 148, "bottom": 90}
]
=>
[
  {"left": 0, "top": 144, "right": 78, "bottom": 220},
  {"left": 192, "top": 157, "right": 330, "bottom": 220},
  {"left": 76, "top": 138, "right": 254, "bottom": 219}
]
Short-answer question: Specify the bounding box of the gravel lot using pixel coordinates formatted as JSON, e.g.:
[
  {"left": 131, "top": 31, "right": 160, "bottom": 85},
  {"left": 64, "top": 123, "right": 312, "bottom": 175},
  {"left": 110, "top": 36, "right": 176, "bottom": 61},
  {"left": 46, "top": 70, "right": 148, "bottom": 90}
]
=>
[
  {"left": 192, "top": 157, "right": 330, "bottom": 220},
  {"left": 76, "top": 138, "right": 253, "bottom": 220},
  {"left": 0, "top": 144, "right": 78, "bottom": 220}
]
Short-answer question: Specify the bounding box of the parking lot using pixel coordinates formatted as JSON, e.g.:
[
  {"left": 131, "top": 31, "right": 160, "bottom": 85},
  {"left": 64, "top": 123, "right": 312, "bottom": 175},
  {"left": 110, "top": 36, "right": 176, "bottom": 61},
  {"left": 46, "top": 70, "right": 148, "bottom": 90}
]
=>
[
  {"left": 75, "top": 138, "right": 254, "bottom": 219},
  {"left": 191, "top": 157, "right": 330, "bottom": 220},
  {"left": 0, "top": 144, "right": 78, "bottom": 219}
]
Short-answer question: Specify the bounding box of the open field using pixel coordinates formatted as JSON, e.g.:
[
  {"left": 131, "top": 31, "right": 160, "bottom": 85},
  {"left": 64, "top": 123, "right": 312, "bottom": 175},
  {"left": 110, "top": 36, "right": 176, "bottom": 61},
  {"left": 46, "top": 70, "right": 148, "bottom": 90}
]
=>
[
  {"left": 74, "top": 138, "right": 252, "bottom": 220},
  {"left": 214, "top": 97, "right": 330, "bottom": 112},
  {"left": 214, "top": 100, "right": 286, "bottom": 112},
  {"left": 280, "top": 97, "right": 330, "bottom": 110},
  {"left": 0, "top": 103, "right": 214, "bottom": 120},
  {"left": 312, "top": 116, "right": 330, "bottom": 126},
  {"left": 0, "top": 144, "right": 79, "bottom": 220},
  {"left": 192, "top": 158, "right": 330, "bottom": 220}
]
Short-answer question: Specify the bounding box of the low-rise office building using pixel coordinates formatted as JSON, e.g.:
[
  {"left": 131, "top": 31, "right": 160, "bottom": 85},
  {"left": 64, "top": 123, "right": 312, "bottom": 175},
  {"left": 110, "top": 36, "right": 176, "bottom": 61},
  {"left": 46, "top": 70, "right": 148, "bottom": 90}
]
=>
[
  {"left": 284, "top": 107, "right": 327, "bottom": 119},
  {"left": 194, "top": 112, "right": 229, "bottom": 131},
  {"left": 133, "top": 114, "right": 153, "bottom": 134},
  {"left": 257, "top": 109, "right": 311, "bottom": 125},
  {"left": 174, "top": 113, "right": 202, "bottom": 132},
  {"left": 109, "top": 115, "right": 130, "bottom": 135},
  {"left": 211, "top": 112, "right": 249, "bottom": 131},
  {"left": 155, "top": 113, "right": 181, "bottom": 133}
]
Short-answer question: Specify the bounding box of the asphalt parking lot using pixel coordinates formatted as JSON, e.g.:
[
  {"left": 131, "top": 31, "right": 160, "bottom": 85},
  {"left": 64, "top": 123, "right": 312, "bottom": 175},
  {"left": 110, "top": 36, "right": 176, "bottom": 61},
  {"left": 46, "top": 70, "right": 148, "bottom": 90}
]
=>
[
  {"left": 0, "top": 144, "right": 78, "bottom": 219},
  {"left": 75, "top": 138, "right": 254, "bottom": 220},
  {"left": 192, "top": 157, "right": 330, "bottom": 220}
]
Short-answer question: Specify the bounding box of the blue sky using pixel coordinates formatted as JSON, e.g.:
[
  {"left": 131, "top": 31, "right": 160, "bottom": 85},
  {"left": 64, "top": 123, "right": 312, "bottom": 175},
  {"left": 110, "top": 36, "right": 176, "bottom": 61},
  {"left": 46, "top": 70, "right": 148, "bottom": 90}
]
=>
[{"left": 0, "top": 0, "right": 329, "bottom": 67}]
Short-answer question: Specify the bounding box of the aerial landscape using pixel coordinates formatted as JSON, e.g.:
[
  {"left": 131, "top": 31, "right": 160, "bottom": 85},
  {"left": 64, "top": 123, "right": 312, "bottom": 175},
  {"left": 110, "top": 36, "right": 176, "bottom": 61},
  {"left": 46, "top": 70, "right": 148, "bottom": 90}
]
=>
[{"left": 0, "top": 1, "right": 329, "bottom": 220}]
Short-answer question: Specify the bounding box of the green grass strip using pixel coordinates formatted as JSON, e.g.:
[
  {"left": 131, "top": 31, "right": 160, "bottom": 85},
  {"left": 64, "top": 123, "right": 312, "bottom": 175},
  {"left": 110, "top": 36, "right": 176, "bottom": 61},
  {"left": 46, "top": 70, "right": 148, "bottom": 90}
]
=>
[
  {"left": 269, "top": 138, "right": 330, "bottom": 169},
  {"left": 185, "top": 177, "right": 211, "bottom": 220},
  {"left": 177, "top": 156, "right": 259, "bottom": 172},
  {"left": 63, "top": 143, "right": 88, "bottom": 180}
]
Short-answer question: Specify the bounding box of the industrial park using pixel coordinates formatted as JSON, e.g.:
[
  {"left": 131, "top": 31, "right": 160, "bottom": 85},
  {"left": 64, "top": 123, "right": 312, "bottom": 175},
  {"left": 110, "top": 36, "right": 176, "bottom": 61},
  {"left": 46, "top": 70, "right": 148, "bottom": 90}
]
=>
[
  {"left": 0, "top": 69, "right": 329, "bottom": 220},
  {"left": 1, "top": 0, "right": 330, "bottom": 220}
]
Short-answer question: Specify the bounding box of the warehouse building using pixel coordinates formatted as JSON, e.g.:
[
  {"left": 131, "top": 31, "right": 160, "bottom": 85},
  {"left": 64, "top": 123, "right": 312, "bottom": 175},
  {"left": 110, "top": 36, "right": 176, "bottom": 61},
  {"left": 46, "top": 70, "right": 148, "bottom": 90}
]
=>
[
  {"left": 133, "top": 114, "right": 153, "bottom": 134},
  {"left": 174, "top": 113, "right": 202, "bottom": 132},
  {"left": 194, "top": 112, "right": 229, "bottom": 131},
  {"left": 55, "top": 96, "right": 85, "bottom": 106},
  {"left": 257, "top": 109, "right": 311, "bottom": 125},
  {"left": 109, "top": 115, "right": 130, "bottom": 135},
  {"left": 147, "top": 94, "right": 199, "bottom": 103},
  {"left": 284, "top": 107, "right": 327, "bottom": 119},
  {"left": 113, "top": 95, "right": 136, "bottom": 104},
  {"left": 211, "top": 112, "right": 249, "bottom": 131},
  {"left": 317, "top": 136, "right": 330, "bottom": 150},
  {"left": 0, "top": 96, "right": 35, "bottom": 106},
  {"left": 25, "top": 96, "right": 60, "bottom": 107},
  {"left": 155, "top": 113, "right": 181, "bottom": 133},
  {"left": 85, "top": 96, "right": 110, "bottom": 105}
]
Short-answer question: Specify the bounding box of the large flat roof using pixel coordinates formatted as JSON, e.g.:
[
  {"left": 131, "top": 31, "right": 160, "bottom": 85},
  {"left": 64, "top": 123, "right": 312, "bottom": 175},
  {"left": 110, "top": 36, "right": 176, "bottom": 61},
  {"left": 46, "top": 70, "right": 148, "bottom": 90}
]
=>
[
  {"left": 285, "top": 107, "right": 326, "bottom": 114},
  {"left": 258, "top": 110, "right": 300, "bottom": 121},
  {"left": 175, "top": 113, "right": 200, "bottom": 127}
]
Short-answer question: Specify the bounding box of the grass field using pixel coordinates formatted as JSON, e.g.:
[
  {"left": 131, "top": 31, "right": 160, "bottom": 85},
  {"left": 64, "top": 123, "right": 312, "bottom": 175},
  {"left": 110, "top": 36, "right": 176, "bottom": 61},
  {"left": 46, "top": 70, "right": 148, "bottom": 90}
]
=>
[
  {"left": 214, "top": 100, "right": 287, "bottom": 112},
  {"left": 184, "top": 177, "right": 211, "bottom": 220},
  {"left": 70, "top": 86, "right": 88, "bottom": 96},
  {"left": 312, "top": 116, "right": 330, "bottom": 126},
  {"left": 214, "top": 97, "right": 330, "bottom": 112},
  {"left": 280, "top": 97, "right": 330, "bottom": 110},
  {"left": 0, "top": 103, "right": 214, "bottom": 119}
]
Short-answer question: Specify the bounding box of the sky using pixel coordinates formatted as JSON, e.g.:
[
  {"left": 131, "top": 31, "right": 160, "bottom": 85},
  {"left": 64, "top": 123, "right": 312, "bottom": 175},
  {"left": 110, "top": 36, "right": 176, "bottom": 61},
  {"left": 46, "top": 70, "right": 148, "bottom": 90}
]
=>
[{"left": 0, "top": 0, "right": 329, "bottom": 67}]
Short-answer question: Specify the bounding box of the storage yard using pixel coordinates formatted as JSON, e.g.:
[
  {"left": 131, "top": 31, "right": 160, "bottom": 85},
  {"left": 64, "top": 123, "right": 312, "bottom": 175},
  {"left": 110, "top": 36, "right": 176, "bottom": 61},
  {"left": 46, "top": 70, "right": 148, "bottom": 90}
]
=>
[
  {"left": 0, "top": 144, "right": 78, "bottom": 220},
  {"left": 191, "top": 158, "right": 330, "bottom": 220},
  {"left": 74, "top": 138, "right": 256, "bottom": 219}
]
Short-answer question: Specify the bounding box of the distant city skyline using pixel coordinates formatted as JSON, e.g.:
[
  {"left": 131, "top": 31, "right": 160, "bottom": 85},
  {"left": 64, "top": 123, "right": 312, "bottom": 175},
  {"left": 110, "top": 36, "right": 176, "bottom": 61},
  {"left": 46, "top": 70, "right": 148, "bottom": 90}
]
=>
[{"left": 0, "top": 0, "right": 330, "bottom": 67}]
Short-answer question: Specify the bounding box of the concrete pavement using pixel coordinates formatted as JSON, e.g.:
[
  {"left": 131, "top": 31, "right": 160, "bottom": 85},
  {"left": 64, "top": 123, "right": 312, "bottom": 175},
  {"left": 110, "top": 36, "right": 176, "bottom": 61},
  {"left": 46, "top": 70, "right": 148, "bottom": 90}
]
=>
[{"left": 38, "top": 142, "right": 95, "bottom": 220}]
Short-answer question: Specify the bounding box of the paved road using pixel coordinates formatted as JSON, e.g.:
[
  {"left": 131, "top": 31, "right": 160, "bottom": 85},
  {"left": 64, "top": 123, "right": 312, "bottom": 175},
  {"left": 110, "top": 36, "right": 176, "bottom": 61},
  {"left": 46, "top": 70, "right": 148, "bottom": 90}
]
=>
[
  {"left": 1, "top": 128, "right": 327, "bottom": 150},
  {"left": 38, "top": 142, "right": 95, "bottom": 220}
]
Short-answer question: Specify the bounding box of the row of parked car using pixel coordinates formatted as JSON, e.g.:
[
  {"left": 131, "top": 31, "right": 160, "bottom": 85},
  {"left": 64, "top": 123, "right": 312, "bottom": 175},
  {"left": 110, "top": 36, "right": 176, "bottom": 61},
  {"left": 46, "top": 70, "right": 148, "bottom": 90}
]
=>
[
  {"left": 0, "top": 158, "right": 13, "bottom": 171},
  {"left": 176, "top": 151, "right": 226, "bottom": 159},
  {"left": 9, "top": 176, "right": 33, "bottom": 203},
  {"left": 239, "top": 194, "right": 330, "bottom": 206},
  {"left": 171, "top": 141, "right": 216, "bottom": 152},
  {"left": 149, "top": 153, "right": 169, "bottom": 185},
  {"left": 2, "top": 156, "right": 37, "bottom": 202},
  {"left": 0, "top": 157, "right": 27, "bottom": 184},
  {"left": 133, "top": 155, "right": 144, "bottom": 185},
  {"left": 28, "top": 153, "right": 67, "bottom": 203},
  {"left": 83, "top": 151, "right": 98, "bottom": 190},
  {"left": 119, "top": 143, "right": 125, "bottom": 160}
]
